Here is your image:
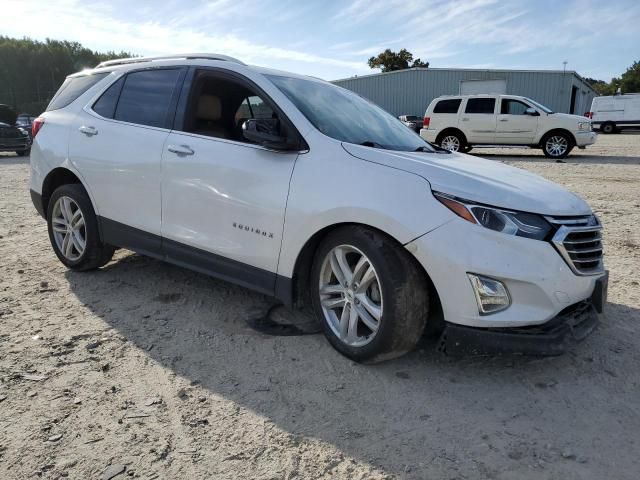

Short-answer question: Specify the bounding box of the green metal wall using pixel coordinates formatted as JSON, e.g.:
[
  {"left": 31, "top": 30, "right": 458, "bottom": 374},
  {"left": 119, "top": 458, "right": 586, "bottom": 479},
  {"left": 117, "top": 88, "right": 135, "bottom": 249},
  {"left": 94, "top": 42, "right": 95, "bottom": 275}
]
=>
[{"left": 332, "top": 68, "right": 597, "bottom": 117}]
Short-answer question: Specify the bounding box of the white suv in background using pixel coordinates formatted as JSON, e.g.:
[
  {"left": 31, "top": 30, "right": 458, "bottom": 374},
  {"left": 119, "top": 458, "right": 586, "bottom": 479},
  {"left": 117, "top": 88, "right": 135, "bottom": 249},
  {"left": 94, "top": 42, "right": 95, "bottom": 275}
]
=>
[
  {"left": 29, "top": 54, "right": 607, "bottom": 362},
  {"left": 420, "top": 94, "right": 597, "bottom": 158}
]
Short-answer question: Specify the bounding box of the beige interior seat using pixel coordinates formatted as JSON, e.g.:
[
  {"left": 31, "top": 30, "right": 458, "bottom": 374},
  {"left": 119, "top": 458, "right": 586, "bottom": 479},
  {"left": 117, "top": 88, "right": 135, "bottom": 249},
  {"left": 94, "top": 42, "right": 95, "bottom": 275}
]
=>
[{"left": 194, "top": 94, "right": 229, "bottom": 138}]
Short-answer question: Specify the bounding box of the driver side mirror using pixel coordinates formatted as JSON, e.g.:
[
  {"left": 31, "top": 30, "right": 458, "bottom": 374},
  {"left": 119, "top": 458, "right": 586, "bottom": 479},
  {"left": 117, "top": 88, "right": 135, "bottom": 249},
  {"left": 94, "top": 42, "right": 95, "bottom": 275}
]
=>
[
  {"left": 525, "top": 107, "right": 539, "bottom": 116},
  {"left": 242, "top": 118, "right": 297, "bottom": 151}
]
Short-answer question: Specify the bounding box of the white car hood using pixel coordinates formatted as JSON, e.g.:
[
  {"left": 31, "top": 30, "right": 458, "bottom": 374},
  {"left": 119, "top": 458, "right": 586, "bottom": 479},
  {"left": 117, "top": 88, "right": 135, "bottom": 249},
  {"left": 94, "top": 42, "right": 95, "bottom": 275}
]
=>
[{"left": 342, "top": 143, "right": 591, "bottom": 216}]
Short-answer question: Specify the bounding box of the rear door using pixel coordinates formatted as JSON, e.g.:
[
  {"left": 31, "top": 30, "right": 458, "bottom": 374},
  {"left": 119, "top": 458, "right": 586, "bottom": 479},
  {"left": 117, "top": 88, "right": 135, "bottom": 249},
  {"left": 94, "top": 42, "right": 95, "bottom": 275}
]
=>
[
  {"left": 460, "top": 97, "right": 497, "bottom": 144},
  {"left": 68, "top": 67, "right": 185, "bottom": 255},
  {"left": 496, "top": 97, "right": 538, "bottom": 144}
]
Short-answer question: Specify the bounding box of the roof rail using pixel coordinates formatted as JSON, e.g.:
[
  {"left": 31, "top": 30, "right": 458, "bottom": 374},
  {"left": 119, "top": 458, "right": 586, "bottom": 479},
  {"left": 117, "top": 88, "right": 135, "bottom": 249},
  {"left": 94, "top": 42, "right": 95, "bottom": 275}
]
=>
[{"left": 95, "top": 53, "right": 245, "bottom": 69}]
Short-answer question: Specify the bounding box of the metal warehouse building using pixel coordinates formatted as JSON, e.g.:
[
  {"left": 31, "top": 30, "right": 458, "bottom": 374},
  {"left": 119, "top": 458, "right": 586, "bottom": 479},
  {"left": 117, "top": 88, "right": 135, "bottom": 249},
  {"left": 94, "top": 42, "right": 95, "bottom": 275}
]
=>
[{"left": 332, "top": 68, "right": 597, "bottom": 118}]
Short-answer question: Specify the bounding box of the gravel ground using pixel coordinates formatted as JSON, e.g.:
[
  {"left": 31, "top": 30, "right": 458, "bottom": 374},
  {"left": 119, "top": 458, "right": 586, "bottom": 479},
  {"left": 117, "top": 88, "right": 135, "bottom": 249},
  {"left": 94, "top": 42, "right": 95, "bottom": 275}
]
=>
[{"left": 1, "top": 133, "right": 639, "bottom": 480}]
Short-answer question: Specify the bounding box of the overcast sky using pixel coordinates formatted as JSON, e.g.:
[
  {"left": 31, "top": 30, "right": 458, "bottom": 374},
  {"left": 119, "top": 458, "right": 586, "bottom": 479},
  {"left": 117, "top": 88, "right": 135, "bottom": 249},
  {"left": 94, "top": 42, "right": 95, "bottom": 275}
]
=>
[{"left": 3, "top": 0, "right": 639, "bottom": 81}]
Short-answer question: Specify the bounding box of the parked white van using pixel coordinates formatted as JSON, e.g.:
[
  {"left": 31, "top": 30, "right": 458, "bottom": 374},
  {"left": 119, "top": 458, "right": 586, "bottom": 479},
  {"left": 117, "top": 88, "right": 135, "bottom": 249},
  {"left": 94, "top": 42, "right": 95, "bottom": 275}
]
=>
[
  {"left": 420, "top": 94, "right": 597, "bottom": 158},
  {"left": 588, "top": 93, "right": 640, "bottom": 133}
]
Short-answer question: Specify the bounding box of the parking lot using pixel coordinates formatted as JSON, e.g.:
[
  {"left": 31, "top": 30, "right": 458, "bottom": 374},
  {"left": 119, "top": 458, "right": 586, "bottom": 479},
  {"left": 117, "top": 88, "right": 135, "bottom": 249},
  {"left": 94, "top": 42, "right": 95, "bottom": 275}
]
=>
[{"left": 1, "top": 133, "right": 639, "bottom": 479}]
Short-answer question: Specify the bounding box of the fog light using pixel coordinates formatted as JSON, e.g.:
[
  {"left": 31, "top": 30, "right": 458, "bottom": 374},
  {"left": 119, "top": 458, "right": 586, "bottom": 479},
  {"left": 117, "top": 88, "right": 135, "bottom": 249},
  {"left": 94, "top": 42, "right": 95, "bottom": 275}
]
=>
[{"left": 467, "top": 274, "right": 511, "bottom": 315}]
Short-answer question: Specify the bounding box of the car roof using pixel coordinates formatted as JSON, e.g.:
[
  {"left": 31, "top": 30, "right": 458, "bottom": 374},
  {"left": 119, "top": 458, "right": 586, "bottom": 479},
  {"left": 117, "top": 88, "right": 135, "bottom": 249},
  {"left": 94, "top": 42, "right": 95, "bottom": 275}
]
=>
[{"left": 69, "top": 53, "right": 329, "bottom": 85}]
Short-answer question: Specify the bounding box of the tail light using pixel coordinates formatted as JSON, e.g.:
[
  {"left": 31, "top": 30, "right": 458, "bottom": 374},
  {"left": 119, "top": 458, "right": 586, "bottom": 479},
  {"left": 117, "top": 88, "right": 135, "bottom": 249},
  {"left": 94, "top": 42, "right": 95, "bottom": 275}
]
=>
[
  {"left": 423, "top": 116, "right": 430, "bottom": 128},
  {"left": 32, "top": 117, "right": 45, "bottom": 138},
  {"left": 585, "top": 112, "right": 593, "bottom": 119}
]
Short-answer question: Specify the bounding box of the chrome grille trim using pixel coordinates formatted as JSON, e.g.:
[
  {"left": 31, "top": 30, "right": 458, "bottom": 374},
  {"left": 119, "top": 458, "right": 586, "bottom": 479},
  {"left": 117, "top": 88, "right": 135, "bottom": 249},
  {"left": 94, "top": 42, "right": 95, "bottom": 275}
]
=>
[{"left": 548, "top": 216, "right": 604, "bottom": 276}]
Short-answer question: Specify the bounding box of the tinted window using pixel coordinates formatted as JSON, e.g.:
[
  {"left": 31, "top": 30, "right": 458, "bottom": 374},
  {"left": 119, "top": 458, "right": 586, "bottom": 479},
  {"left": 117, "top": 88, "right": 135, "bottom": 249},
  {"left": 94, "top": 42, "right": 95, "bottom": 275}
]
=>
[
  {"left": 267, "top": 75, "right": 435, "bottom": 152},
  {"left": 114, "top": 69, "right": 181, "bottom": 128},
  {"left": 465, "top": 98, "right": 496, "bottom": 114},
  {"left": 501, "top": 99, "right": 529, "bottom": 115},
  {"left": 434, "top": 99, "right": 462, "bottom": 114},
  {"left": 92, "top": 77, "right": 125, "bottom": 119},
  {"left": 47, "top": 73, "right": 109, "bottom": 111}
]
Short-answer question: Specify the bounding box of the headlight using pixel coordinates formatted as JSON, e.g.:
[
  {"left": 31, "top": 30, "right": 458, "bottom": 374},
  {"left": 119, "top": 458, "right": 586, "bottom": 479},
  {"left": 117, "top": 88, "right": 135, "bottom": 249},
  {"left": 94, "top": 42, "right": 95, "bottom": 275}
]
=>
[
  {"left": 577, "top": 122, "right": 591, "bottom": 131},
  {"left": 433, "top": 192, "right": 552, "bottom": 240}
]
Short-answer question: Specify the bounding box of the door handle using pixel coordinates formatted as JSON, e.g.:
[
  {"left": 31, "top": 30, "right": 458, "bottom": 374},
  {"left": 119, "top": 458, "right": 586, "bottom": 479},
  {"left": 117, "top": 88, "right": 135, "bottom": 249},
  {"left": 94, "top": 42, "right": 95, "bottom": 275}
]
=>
[
  {"left": 461, "top": 117, "right": 469, "bottom": 121},
  {"left": 167, "top": 144, "right": 194, "bottom": 156},
  {"left": 499, "top": 118, "right": 509, "bottom": 122},
  {"left": 79, "top": 126, "right": 98, "bottom": 136}
]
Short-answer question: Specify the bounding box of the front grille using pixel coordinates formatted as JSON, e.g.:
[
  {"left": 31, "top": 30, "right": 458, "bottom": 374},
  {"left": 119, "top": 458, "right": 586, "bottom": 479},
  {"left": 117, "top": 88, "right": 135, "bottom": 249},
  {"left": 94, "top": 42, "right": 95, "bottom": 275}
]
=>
[
  {"left": 547, "top": 215, "right": 604, "bottom": 275},
  {"left": 0, "top": 128, "right": 21, "bottom": 139}
]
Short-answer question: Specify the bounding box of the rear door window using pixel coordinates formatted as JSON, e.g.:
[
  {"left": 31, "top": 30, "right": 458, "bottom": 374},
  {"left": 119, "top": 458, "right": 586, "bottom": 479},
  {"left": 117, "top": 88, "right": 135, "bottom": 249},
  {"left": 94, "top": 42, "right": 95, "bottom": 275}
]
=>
[
  {"left": 465, "top": 98, "right": 496, "bottom": 114},
  {"left": 46, "top": 73, "right": 109, "bottom": 111},
  {"left": 114, "top": 69, "right": 182, "bottom": 128},
  {"left": 433, "top": 99, "right": 462, "bottom": 114}
]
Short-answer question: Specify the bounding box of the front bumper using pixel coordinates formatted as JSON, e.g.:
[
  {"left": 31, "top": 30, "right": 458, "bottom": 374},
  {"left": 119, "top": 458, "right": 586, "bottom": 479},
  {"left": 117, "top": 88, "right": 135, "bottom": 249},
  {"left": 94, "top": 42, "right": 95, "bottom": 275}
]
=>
[
  {"left": 574, "top": 130, "right": 597, "bottom": 147},
  {"left": 406, "top": 217, "right": 606, "bottom": 329},
  {"left": 438, "top": 286, "right": 604, "bottom": 356}
]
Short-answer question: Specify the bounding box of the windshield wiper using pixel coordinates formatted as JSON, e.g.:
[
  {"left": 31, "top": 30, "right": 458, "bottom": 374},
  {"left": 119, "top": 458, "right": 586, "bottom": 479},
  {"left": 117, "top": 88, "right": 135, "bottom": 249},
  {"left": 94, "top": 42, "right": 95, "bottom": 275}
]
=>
[
  {"left": 415, "top": 144, "right": 450, "bottom": 154},
  {"left": 360, "top": 141, "right": 386, "bottom": 149}
]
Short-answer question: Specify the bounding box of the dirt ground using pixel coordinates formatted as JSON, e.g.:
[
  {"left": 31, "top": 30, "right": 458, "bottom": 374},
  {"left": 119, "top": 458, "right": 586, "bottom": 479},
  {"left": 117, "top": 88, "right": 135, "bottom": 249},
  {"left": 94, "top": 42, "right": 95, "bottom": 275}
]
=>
[{"left": 1, "top": 133, "right": 639, "bottom": 480}]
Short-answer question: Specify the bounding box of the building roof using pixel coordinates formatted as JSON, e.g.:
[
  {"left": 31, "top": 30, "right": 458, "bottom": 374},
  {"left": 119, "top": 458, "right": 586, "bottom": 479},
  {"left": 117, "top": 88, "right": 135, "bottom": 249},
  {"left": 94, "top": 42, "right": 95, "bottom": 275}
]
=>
[{"left": 332, "top": 67, "right": 585, "bottom": 83}]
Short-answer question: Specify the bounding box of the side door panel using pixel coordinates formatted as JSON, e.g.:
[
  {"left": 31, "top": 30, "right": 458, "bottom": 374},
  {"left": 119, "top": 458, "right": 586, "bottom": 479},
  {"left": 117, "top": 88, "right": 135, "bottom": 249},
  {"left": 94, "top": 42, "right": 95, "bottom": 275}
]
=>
[
  {"left": 496, "top": 98, "right": 539, "bottom": 144},
  {"left": 459, "top": 98, "right": 497, "bottom": 144},
  {"left": 68, "top": 67, "right": 185, "bottom": 255},
  {"left": 161, "top": 68, "right": 300, "bottom": 294}
]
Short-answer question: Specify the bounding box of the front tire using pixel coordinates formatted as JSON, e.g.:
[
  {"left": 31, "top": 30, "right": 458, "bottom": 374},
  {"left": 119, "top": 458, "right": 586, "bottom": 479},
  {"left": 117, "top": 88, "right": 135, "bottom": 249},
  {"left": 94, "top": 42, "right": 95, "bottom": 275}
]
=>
[
  {"left": 47, "top": 184, "right": 114, "bottom": 271},
  {"left": 16, "top": 148, "right": 30, "bottom": 157},
  {"left": 542, "top": 132, "right": 573, "bottom": 159},
  {"left": 310, "top": 226, "right": 429, "bottom": 363}
]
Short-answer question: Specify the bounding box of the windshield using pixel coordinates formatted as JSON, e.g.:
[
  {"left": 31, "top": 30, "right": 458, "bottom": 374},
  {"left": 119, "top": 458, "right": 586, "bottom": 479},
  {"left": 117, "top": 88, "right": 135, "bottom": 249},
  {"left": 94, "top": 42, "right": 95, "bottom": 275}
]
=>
[
  {"left": 405, "top": 115, "right": 420, "bottom": 121},
  {"left": 267, "top": 75, "right": 435, "bottom": 152},
  {"left": 524, "top": 97, "right": 553, "bottom": 114}
]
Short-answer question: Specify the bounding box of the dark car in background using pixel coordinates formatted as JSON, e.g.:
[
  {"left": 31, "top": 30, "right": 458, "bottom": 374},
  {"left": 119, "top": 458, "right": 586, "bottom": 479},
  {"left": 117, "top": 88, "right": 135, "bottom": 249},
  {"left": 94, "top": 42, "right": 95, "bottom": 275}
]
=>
[
  {"left": 398, "top": 115, "right": 423, "bottom": 133},
  {"left": 0, "top": 105, "right": 32, "bottom": 156}
]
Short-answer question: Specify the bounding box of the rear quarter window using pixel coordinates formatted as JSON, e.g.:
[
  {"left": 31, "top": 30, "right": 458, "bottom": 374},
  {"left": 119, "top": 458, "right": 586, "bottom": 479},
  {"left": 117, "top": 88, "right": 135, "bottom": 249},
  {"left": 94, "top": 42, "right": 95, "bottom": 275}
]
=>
[
  {"left": 46, "top": 73, "right": 109, "bottom": 111},
  {"left": 433, "top": 99, "right": 462, "bottom": 114}
]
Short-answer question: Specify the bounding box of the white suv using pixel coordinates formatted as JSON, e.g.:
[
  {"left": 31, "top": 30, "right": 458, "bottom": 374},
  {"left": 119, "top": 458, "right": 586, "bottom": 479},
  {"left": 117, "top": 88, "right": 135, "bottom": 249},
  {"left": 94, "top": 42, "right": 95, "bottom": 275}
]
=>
[
  {"left": 29, "top": 54, "right": 607, "bottom": 362},
  {"left": 420, "top": 94, "right": 597, "bottom": 158}
]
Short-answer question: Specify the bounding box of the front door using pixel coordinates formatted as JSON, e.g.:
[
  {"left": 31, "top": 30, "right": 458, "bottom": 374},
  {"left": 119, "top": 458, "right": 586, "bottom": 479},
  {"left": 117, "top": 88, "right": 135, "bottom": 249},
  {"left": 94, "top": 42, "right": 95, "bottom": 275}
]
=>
[
  {"left": 161, "top": 70, "right": 300, "bottom": 294},
  {"left": 496, "top": 98, "right": 539, "bottom": 144},
  {"left": 459, "top": 97, "right": 497, "bottom": 144},
  {"left": 68, "top": 68, "right": 184, "bottom": 255}
]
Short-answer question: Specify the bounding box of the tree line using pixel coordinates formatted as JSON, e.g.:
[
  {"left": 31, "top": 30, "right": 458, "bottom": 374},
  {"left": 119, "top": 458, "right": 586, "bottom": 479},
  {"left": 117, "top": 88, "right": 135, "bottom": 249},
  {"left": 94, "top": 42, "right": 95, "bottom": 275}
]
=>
[
  {"left": 0, "top": 36, "right": 132, "bottom": 115},
  {"left": 584, "top": 61, "right": 640, "bottom": 95}
]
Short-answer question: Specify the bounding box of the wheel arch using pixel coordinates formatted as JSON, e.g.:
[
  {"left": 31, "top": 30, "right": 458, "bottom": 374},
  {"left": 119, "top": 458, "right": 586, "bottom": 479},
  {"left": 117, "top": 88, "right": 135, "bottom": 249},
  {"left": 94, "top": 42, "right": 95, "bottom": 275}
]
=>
[
  {"left": 41, "top": 167, "right": 103, "bottom": 240},
  {"left": 436, "top": 127, "right": 467, "bottom": 145},
  {"left": 286, "top": 222, "right": 443, "bottom": 331},
  {"left": 538, "top": 128, "right": 576, "bottom": 147}
]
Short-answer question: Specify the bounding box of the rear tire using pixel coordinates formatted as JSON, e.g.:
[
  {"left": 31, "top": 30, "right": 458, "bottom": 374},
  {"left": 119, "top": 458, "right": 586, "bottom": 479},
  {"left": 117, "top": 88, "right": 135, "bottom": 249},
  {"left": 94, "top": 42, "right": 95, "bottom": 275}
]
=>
[
  {"left": 542, "top": 132, "right": 573, "bottom": 159},
  {"left": 600, "top": 122, "right": 616, "bottom": 134},
  {"left": 310, "top": 226, "right": 429, "bottom": 363},
  {"left": 437, "top": 131, "right": 467, "bottom": 153},
  {"left": 47, "top": 184, "right": 115, "bottom": 271}
]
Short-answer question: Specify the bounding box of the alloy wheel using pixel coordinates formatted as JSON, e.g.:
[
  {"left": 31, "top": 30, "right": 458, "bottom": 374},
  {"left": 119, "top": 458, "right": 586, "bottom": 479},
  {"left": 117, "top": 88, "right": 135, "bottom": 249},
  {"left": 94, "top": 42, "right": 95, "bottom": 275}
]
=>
[
  {"left": 52, "top": 196, "right": 86, "bottom": 261},
  {"left": 441, "top": 135, "right": 461, "bottom": 152},
  {"left": 545, "top": 135, "right": 568, "bottom": 157},
  {"left": 318, "top": 245, "right": 383, "bottom": 347}
]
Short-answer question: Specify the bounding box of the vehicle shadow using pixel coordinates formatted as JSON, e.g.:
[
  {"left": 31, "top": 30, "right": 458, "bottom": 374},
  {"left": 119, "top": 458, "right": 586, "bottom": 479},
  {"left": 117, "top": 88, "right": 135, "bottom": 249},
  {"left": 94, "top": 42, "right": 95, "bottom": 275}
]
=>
[{"left": 65, "top": 252, "right": 640, "bottom": 478}]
